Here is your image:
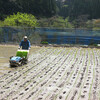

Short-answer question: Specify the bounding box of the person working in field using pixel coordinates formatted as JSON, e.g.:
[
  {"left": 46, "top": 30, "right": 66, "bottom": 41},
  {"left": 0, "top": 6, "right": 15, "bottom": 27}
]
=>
[{"left": 19, "top": 36, "right": 31, "bottom": 50}]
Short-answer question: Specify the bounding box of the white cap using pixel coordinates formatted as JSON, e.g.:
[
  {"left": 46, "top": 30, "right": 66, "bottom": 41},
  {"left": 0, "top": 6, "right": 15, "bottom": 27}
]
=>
[{"left": 24, "top": 36, "right": 27, "bottom": 39}]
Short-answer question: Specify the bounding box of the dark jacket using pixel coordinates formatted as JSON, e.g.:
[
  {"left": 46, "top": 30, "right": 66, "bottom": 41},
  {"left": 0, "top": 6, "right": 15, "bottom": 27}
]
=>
[{"left": 20, "top": 40, "right": 31, "bottom": 50}]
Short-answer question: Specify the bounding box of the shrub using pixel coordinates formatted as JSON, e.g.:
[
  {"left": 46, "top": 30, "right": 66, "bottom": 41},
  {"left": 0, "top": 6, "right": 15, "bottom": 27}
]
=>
[
  {"left": 4, "top": 12, "right": 38, "bottom": 27},
  {"left": 38, "top": 16, "right": 73, "bottom": 28},
  {"left": 41, "top": 41, "right": 48, "bottom": 44},
  {"left": 93, "top": 19, "right": 100, "bottom": 30},
  {"left": 0, "top": 21, "right": 4, "bottom": 27}
]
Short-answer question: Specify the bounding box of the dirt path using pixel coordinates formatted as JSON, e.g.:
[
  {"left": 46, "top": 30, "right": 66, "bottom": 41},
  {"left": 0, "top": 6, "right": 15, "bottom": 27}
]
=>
[{"left": 0, "top": 45, "right": 100, "bottom": 100}]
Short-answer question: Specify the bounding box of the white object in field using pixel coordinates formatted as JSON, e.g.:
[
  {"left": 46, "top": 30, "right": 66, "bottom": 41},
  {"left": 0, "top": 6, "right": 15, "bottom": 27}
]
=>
[{"left": 97, "top": 44, "right": 100, "bottom": 46}]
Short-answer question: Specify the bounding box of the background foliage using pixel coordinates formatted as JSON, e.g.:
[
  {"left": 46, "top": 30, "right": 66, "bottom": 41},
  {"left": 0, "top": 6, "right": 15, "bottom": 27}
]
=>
[
  {"left": 4, "top": 12, "right": 37, "bottom": 27},
  {"left": 0, "top": 0, "right": 100, "bottom": 29}
]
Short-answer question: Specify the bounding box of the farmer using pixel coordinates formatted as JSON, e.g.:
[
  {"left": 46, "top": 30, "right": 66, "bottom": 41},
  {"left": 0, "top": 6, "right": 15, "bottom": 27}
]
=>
[{"left": 19, "top": 36, "right": 31, "bottom": 50}]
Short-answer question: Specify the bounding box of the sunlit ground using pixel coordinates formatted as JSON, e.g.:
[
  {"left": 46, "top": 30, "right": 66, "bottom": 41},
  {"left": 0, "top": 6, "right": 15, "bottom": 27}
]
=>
[{"left": 0, "top": 45, "right": 100, "bottom": 100}]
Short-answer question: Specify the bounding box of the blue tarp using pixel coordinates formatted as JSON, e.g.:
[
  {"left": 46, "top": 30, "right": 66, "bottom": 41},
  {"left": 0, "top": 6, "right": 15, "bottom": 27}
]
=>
[
  {"left": 47, "top": 35, "right": 100, "bottom": 45},
  {"left": 0, "top": 27, "right": 100, "bottom": 45}
]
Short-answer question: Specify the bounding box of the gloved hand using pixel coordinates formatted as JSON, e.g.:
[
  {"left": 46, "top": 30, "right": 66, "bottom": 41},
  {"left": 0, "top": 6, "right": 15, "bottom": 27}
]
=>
[
  {"left": 29, "top": 47, "right": 31, "bottom": 50},
  {"left": 18, "top": 47, "right": 20, "bottom": 49}
]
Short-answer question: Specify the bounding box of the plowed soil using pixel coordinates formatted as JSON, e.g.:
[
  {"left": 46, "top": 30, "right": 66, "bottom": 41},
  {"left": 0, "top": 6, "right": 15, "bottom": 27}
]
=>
[{"left": 0, "top": 45, "right": 100, "bottom": 100}]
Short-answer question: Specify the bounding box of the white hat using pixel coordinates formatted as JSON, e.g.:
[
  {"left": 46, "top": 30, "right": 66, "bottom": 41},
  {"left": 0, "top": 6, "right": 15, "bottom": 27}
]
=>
[{"left": 24, "top": 36, "right": 27, "bottom": 39}]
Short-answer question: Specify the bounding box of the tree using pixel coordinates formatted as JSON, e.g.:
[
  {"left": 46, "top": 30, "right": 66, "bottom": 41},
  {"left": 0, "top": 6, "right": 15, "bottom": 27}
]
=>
[
  {"left": 0, "top": 0, "right": 58, "bottom": 19},
  {"left": 16, "top": 0, "right": 57, "bottom": 17},
  {"left": 57, "top": 0, "right": 100, "bottom": 20},
  {"left": 0, "top": 0, "right": 20, "bottom": 20},
  {"left": 4, "top": 12, "right": 38, "bottom": 27}
]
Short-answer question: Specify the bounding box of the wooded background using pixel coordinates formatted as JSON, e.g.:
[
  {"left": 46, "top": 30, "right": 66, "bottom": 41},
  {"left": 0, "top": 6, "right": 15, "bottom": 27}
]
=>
[{"left": 0, "top": 0, "right": 100, "bottom": 29}]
